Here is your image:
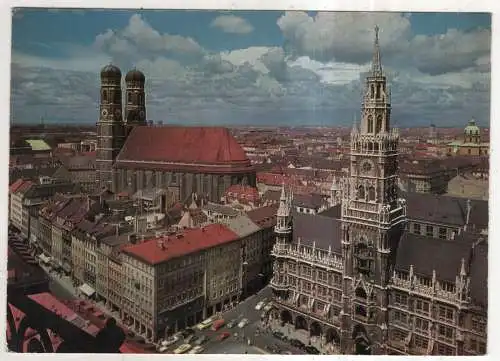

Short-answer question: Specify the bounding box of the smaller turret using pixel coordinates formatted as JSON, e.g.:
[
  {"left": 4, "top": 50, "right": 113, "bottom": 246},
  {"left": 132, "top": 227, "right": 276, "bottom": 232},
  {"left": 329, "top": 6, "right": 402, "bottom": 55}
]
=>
[{"left": 275, "top": 182, "right": 293, "bottom": 240}]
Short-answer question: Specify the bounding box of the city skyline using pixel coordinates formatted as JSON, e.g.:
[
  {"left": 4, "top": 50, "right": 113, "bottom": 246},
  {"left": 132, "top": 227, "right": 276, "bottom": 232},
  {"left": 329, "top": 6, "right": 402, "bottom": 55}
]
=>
[{"left": 11, "top": 10, "right": 491, "bottom": 127}]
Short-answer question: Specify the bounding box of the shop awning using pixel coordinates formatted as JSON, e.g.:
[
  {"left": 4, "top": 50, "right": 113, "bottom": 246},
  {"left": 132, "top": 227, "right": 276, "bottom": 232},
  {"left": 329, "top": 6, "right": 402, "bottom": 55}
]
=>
[{"left": 79, "top": 283, "right": 96, "bottom": 297}]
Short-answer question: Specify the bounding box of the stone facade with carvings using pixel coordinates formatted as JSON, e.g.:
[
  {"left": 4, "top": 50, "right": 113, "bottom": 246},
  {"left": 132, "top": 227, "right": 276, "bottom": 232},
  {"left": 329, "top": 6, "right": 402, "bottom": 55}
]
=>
[{"left": 269, "top": 27, "right": 487, "bottom": 356}]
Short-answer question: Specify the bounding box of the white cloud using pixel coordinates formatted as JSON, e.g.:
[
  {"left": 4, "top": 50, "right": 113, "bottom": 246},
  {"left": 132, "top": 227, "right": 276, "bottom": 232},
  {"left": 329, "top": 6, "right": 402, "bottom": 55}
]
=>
[
  {"left": 10, "top": 12, "right": 491, "bottom": 127},
  {"left": 210, "top": 15, "right": 254, "bottom": 34},
  {"left": 277, "top": 11, "right": 490, "bottom": 76}
]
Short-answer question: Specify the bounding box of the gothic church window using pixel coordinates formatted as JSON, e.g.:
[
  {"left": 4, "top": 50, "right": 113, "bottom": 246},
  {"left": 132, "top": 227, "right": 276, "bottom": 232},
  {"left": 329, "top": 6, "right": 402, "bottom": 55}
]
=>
[
  {"left": 368, "top": 116, "right": 374, "bottom": 133},
  {"left": 128, "top": 92, "right": 132, "bottom": 104},
  {"left": 368, "top": 186, "right": 376, "bottom": 201},
  {"left": 102, "top": 90, "right": 108, "bottom": 103},
  {"left": 376, "top": 115, "right": 383, "bottom": 133},
  {"left": 357, "top": 185, "right": 365, "bottom": 199}
]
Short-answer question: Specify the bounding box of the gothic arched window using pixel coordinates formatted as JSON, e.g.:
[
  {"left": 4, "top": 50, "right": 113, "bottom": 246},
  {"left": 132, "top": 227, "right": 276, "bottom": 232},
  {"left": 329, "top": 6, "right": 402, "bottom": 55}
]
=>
[
  {"left": 138, "top": 93, "right": 143, "bottom": 105},
  {"left": 370, "top": 84, "right": 375, "bottom": 99},
  {"left": 113, "top": 91, "right": 120, "bottom": 104},
  {"left": 357, "top": 185, "right": 365, "bottom": 199},
  {"left": 376, "top": 84, "right": 381, "bottom": 99},
  {"left": 368, "top": 186, "right": 376, "bottom": 201},
  {"left": 102, "top": 90, "right": 108, "bottom": 103},
  {"left": 376, "top": 116, "right": 383, "bottom": 134},
  {"left": 367, "top": 116, "right": 374, "bottom": 133},
  {"left": 127, "top": 92, "right": 132, "bottom": 104},
  {"left": 355, "top": 287, "right": 367, "bottom": 299}
]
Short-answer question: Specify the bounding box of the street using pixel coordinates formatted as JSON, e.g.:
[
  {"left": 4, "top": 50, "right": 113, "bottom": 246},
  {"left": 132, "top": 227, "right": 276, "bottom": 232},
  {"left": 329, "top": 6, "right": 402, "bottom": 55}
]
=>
[
  {"left": 12, "top": 218, "right": 304, "bottom": 355},
  {"left": 166, "top": 287, "right": 307, "bottom": 355}
]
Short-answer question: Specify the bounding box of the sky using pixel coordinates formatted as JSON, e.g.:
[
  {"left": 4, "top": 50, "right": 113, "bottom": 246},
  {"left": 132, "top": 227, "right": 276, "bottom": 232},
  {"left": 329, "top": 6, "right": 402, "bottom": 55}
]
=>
[{"left": 10, "top": 9, "right": 491, "bottom": 127}]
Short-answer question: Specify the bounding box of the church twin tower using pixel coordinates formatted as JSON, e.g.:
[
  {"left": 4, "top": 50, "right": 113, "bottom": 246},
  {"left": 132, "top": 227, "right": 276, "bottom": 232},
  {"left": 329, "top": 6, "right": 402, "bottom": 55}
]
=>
[{"left": 96, "top": 65, "right": 147, "bottom": 190}]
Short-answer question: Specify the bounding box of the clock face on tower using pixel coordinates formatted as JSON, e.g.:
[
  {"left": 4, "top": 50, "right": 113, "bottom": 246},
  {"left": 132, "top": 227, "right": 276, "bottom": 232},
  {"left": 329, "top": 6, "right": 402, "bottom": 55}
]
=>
[
  {"left": 101, "top": 109, "right": 108, "bottom": 117},
  {"left": 361, "top": 160, "right": 372, "bottom": 173}
]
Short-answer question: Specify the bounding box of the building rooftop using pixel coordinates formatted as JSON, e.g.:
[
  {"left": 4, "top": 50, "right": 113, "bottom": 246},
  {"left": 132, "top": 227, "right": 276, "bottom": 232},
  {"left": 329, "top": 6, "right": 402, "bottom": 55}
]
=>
[
  {"left": 246, "top": 204, "right": 278, "bottom": 228},
  {"left": 25, "top": 139, "right": 52, "bottom": 151},
  {"left": 122, "top": 223, "right": 239, "bottom": 265},
  {"left": 115, "top": 126, "right": 253, "bottom": 173},
  {"left": 292, "top": 211, "right": 342, "bottom": 254},
  {"left": 225, "top": 214, "right": 261, "bottom": 237},
  {"left": 403, "top": 191, "right": 488, "bottom": 231}
]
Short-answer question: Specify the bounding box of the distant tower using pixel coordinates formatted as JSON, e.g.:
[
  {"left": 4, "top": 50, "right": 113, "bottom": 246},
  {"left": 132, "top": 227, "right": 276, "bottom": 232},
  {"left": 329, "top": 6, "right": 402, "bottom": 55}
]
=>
[
  {"left": 340, "top": 26, "right": 407, "bottom": 355},
  {"left": 329, "top": 176, "right": 341, "bottom": 207},
  {"left": 275, "top": 183, "right": 293, "bottom": 244},
  {"left": 124, "top": 68, "right": 146, "bottom": 135},
  {"left": 428, "top": 123, "right": 437, "bottom": 143},
  {"left": 96, "top": 64, "right": 125, "bottom": 191}
]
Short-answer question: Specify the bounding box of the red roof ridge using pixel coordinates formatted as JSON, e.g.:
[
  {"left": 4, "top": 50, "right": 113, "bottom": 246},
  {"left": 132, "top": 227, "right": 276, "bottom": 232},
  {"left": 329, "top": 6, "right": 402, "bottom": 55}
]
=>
[
  {"left": 116, "top": 125, "right": 251, "bottom": 167},
  {"left": 122, "top": 223, "right": 239, "bottom": 265}
]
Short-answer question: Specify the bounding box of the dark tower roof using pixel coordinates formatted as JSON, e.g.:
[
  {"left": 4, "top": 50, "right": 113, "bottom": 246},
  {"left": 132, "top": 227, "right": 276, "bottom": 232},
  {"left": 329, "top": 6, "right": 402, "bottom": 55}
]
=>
[
  {"left": 100, "top": 64, "right": 122, "bottom": 80},
  {"left": 125, "top": 69, "right": 145, "bottom": 83}
]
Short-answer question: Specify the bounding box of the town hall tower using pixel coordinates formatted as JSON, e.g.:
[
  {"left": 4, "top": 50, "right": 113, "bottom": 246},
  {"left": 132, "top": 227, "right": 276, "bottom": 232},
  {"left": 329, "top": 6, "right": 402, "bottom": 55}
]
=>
[{"left": 340, "top": 26, "right": 407, "bottom": 355}]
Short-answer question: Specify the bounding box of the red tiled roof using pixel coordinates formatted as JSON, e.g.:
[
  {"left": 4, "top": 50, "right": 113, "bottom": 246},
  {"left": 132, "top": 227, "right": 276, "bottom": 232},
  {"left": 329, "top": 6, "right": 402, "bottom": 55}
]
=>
[
  {"left": 15, "top": 180, "right": 35, "bottom": 194},
  {"left": 122, "top": 223, "right": 239, "bottom": 265},
  {"left": 7, "top": 292, "right": 100, "bottom": 352},
  {"left": 224, "top": 184, "right": 260, "bottom": 202},
  {"left": 116, "top": 126, "right": 253, "bottom": 173},
  {"left": 9, "top": 178, "right": 25, "bottom": 193}
]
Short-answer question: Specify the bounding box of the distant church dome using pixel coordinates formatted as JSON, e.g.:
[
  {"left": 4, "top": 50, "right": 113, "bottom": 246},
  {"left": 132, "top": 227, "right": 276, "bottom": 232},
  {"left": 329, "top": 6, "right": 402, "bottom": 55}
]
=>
[
  {"left": 100, "top": 64, "right": 122, "bottom": 80},
  {"left": 464, "top": 118, "right": 480, "bottom": 136},
  {"left": 125, "top": 69, "right": 145, "bottom": 83}
]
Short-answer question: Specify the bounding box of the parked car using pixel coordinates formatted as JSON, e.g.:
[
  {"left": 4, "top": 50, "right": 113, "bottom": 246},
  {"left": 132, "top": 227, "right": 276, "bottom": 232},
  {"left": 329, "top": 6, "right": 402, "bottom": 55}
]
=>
[
  {"left": 161, "top": 335, "right": 179, "bottom": 347},
  {"left": 188, "top": 345, "right": 205, "bottom": 354},
  {"left": 197, "top": 316, "right": 217, "bottom": 330},
  {"left": 226, "top": 319, "right": 237, "bottom": 329},
  {"left": 173, "top": 343, "right": 192, "bottom": 354},
  {"left": 305, "top": 346, "right": 320, "bottom": 354},
  {"left": 194, "top": 335, "right": 208, "bottom": 346},
  {"left": 181, "top": 328, "right": 195, "bottom": 338},
  {"left": 255, "top": 301, "right": 266, "bottom": 311},
  {"left": 238, "top": 318, "right": 249, "bottom": 329},
  {"left": 185, "top": 334, "right": 198, "bottom": 344},
  {"left": 211, "top": 319, "right": 225, "bottom": 331},
  {"left": 263, "top": 303, "right": 273, "bottom": 312},
  {"left": 158, "top": 345, "right": 169, "bottom": 353},
  {"left": 217, "top": 332, "right": 231, "bottom": 341}
]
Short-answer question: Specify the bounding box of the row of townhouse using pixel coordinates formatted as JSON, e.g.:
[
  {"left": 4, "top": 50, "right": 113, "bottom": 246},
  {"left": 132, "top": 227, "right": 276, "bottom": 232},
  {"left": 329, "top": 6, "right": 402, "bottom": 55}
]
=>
[{"left": 30, "top": 191, "right": 278, "bottom": 342}]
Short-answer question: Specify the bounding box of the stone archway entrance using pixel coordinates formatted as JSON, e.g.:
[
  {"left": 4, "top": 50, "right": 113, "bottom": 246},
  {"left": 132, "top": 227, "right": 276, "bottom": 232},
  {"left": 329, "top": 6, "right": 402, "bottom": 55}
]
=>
[
  {"left": 325, "top": 327, "right": 340, "bottom": 345},
  {"left": 310, "top": 321, "right": 322, "bottom": 337},
  {"left": 352, "top": 324, "right": 371, "bottom": 355},
  {"left": 295, "top": 315, "right": 308, "bottom": 331},
  {"left": 280, "top": 310, "right": 293, "bottom": 326}
]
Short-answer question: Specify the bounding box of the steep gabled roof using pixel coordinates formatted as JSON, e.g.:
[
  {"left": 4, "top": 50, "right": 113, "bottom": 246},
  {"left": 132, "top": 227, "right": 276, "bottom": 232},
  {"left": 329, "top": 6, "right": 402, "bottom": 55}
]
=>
[
  {"left": 116, "top": 126, "right": 253, "bottom": 173},
  {"left": 292, "top": 211, "right": 342, "bottom": 254}
]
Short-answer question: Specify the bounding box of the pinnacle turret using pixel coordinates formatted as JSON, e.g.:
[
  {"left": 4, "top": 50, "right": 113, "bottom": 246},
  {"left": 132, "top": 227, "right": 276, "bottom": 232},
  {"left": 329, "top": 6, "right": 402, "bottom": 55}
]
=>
[{"left": 371, "top": 25, "right": 383, "bottom": 76}]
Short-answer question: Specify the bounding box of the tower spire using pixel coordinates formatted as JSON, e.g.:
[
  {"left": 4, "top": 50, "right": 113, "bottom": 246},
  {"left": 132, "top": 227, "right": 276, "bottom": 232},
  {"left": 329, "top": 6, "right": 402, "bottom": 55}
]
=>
[{"left": 372, "top": 25, "right": 382, "bottom": 76}]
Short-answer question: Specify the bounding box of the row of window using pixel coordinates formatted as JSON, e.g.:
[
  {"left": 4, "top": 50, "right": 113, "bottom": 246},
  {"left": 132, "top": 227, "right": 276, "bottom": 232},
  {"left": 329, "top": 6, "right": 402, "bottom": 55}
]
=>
[{"left": 411, "top": 223, "right": 449, "bottom": 240}]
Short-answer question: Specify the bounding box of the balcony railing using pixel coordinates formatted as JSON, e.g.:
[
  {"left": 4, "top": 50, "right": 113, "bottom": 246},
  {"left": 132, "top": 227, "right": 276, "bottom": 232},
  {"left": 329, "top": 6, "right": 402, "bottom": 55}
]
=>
[{"left": 7, "top": 291, "right": 125, "bottom": 353}]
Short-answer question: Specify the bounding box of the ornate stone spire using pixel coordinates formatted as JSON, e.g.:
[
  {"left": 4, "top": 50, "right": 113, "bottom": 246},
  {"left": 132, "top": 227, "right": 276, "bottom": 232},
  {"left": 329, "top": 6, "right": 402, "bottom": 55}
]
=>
[
  {"left": 280, "top": 181, "right": 286, "bottom": 202},
  {"left": 372, "top": 25, "right": 383, "bottom": 76}
]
